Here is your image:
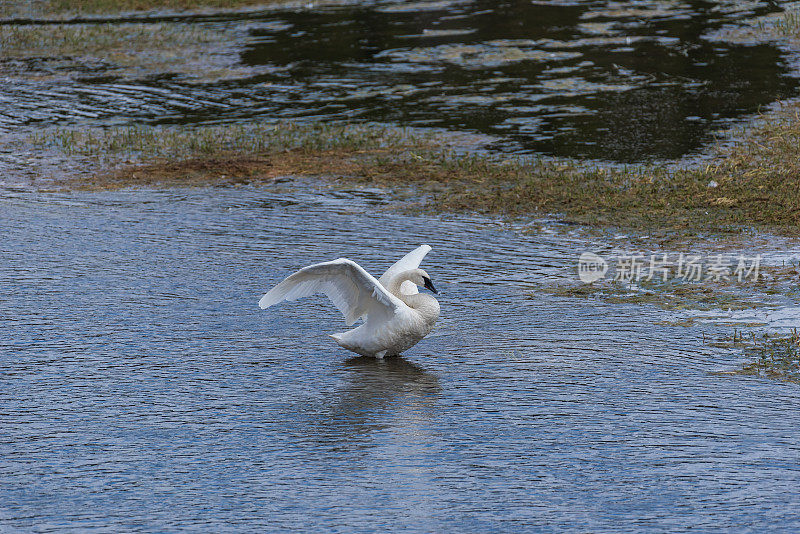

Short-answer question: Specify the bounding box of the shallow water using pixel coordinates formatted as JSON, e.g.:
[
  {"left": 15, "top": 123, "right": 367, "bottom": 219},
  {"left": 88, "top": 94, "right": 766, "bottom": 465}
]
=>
[
  {"left": 2, "top": 185, "right": 800, "bottom": 531},
  {"left": 2, "top": 0, "right": 800, "bottom": 162}
]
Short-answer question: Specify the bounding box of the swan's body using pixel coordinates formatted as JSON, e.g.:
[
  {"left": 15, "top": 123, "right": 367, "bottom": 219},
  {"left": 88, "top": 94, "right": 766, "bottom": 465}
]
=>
[{"left": 259, "top": 245, "right": 440, "bottom": 358}]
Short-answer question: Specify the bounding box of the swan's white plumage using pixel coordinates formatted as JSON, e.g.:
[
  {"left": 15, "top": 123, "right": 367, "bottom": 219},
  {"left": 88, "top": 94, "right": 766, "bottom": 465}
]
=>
[
  {"left": 378, "top": 244, "right": 431, "bottom": 296},
  {"left": 259, "top": 246, "right": 439, "bottom": 357},
  {"left": 258, "top": 258, "right": 402, "bottom": 326}
]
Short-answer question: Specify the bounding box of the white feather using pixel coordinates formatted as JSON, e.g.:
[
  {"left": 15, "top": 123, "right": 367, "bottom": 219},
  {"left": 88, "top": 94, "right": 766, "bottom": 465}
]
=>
[
  {"left": 258, "top": 258, "right": 402, "bottom": 326},
  {"left": 378, "top": 244, "right": 431, "bottom": 296}
]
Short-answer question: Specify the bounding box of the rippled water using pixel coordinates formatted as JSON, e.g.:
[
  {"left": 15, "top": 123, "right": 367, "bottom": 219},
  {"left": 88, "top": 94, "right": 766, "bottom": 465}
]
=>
[
  {"left": 2, "top": 0, "right": 800, "bottom": 162},
  {"left": 2, "top": 185, "right": 800, "bottom": 531}
]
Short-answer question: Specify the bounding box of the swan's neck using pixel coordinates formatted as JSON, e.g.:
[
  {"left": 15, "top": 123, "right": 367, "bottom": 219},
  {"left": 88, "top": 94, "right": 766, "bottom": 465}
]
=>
[
  {"left": 387, "top": 271, "right": 414, "bottom": 297},
  {"left": 400, "top": 293, "right": 440, "bottom": 324},
  {"left": 387, "top": 271, "right": 440, "bottom": 325}
]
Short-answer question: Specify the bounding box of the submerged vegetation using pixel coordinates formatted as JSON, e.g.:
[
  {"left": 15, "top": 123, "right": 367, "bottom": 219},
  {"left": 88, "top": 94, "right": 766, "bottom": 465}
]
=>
[
  {"left": 540, "top": 281, "right": 769, "bottom": 312},
  {"left": 770, "top": 8, "right": 800, "bottom": 37},
  {"left": 539, "top": 259, "right": 800, "bottom": 313},
  {"left": 0, "top": 23, "right": 214, "bottom": 54},
  {"left": 720, "top": 330, "right": 800, "bottom": 383},
  {"left": 5, "top": 0, "right": 301, "bottom": 18},
  {"left": 741, "top": 331, "right": 800, "bottom": 383},
  {"left": 756, "top": 6, "right": 800, "bottom": 39},
  {"left": 709, "top": 5, "right": 800, "bottom": 44},
  {"left": 29, "top": 123, "right": 433, "bottom": 159},
  {"left": 0, "top": 22, "right": 255, "bottom": 81},
  {"left": 46, "top": 0, "right": 277, "bottom": 12}
]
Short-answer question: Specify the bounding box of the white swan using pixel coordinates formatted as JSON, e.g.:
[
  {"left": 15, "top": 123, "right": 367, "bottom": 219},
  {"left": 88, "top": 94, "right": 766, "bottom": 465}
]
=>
[{"left": 258, "top": 245, "right": 440, "bottom": 358}]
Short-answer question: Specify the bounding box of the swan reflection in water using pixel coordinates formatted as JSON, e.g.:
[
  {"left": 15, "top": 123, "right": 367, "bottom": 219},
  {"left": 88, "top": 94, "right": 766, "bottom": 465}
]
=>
[{"left": 317, "top": 356, "right": 442, "bottom": 448}]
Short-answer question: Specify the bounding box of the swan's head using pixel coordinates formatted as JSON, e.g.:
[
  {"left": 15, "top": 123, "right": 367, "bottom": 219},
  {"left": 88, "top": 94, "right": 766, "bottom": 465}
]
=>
[{"left": 410, "top": 268, "right": 438, "bottom": 294}]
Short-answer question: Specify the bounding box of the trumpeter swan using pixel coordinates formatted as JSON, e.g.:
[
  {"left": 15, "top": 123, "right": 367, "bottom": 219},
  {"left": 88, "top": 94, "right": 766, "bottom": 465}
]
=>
[{"left": 259, "top": 245, "right": 439, "bottom": 358}]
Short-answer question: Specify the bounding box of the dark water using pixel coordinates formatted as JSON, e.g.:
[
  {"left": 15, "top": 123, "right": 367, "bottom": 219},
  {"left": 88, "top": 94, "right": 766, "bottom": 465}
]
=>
[
  {"left": 2, "top": 185, "right": 800, "bottom": 531},
  {"left": 2, "top": 0, "right": 800, "bottom": 162}
]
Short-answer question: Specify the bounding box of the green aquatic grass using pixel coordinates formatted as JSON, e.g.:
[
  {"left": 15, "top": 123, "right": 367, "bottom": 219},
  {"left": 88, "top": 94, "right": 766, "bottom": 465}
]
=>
[
  {"left": 539, "top": 279, "right": 773, "bottom": 312},
  {"left": 735, "top": 330, "right": 800, "bottom": 382},
  {"left": 758, "top": 8, "right": 800, "bottom": 38},
  {"left": 29, "top": 122, "right": 433, "bottom": 159},
  {"left": 28, "top": 122, "right": 444, "bottom": 189}
]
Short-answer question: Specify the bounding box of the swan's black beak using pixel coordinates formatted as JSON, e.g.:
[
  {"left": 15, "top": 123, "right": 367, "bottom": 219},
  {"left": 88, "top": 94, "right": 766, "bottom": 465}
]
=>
[{"left": 423, "top": 276, "right": 438, "bottom": 294}]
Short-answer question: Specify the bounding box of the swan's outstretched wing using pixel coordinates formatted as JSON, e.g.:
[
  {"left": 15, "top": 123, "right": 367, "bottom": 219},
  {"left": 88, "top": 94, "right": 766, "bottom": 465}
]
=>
[
  {"left": 259, "top": 258, "right": 404, "bottom": 326},
  {"left": 378, "top": 244, "right": 432, "bottom": 295}
]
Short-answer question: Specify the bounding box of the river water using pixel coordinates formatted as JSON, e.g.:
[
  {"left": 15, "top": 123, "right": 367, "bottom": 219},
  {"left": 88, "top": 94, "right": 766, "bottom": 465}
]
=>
[
  {"left": 2, "top": 0, "right": 800, "bottom": 162},
  {"left": 2, "top": 185, "right": 799, "bottom": 531}
]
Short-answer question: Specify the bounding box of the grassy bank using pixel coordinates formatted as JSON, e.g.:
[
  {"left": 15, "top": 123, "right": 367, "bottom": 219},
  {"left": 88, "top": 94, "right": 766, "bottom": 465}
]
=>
[
  {"left": 0, "top": 0, "right": 310, "bottom": 82},
  {"left": 0, "top": 22, "right": 258, "bottom": 81},
  {"left": 30, "top": 122, "right": 440, "bottom": 188},
  {"left": 45, "top": 0, "right": 284, "bottom": 13},
  {"left": 3, "top": 0, "right": 303, "bottom": 18},
  {"left": 28, "top": 101, "right": 800, "bottom": 235}
]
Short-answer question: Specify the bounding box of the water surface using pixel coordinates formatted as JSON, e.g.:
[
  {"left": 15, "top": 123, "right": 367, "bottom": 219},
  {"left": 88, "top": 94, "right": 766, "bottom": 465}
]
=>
[
  {"left": 2, "top": 185, "right": 799, "bottom": 531},
  {"left": 2, "top": 0, "right": 800, "bottom": 162}
]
